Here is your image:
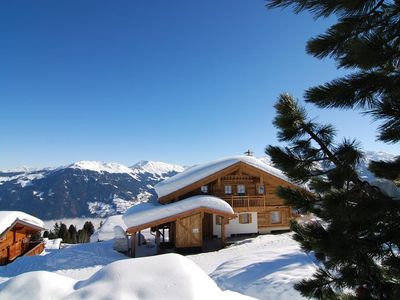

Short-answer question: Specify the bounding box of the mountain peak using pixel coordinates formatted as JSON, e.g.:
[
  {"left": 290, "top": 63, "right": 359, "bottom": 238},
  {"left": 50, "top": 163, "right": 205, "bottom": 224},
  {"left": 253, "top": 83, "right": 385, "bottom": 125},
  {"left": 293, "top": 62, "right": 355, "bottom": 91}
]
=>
[
  {"left": 68, "top": 161, "right": 134, "bottom": 175},
  {"left": 131, "top": 160, "right": 185, "bottom": 175}
]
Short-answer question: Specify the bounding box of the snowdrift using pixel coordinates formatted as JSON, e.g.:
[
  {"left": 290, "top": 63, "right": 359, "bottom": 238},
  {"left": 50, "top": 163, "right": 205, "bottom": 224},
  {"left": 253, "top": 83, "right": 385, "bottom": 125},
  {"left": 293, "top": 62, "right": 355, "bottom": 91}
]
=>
[{"left": 0, "top": 253, "right": 253, "bottom": 300}]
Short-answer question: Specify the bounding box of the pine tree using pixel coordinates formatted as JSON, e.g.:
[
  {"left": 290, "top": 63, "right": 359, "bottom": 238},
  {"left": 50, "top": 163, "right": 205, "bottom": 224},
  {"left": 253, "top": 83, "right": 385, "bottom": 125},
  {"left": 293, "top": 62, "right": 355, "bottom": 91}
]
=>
[
  {"left": 58, "top": 222, "right": 70, "bottom": 243},
  {"left": 266, "top": 0, "right": 400, "bottom": 183},
  {"left": 53, "top": 222, "right": 60, "bottom": 237},
  {"left": 266, "top": 94, "right": 400, "bottom": 299},
  {"left": 83, "top": 221, "right": 95, "bottom": 237},
  {"left": 68, "top": 224, "right": 78, "bottom": 244},
  {"left": 77, "top": 229, "right": 88, "bottom": 243}
]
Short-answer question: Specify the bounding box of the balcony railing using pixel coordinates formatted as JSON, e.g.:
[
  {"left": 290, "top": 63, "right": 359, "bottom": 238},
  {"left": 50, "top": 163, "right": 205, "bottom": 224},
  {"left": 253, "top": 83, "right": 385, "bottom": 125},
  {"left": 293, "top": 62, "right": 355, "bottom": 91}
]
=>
[
  {"left": 7, "top": 240, "right": 44, "bottom": 261},
  {"left": 222, "top": 196, "right": 266, "bottom": 209}
]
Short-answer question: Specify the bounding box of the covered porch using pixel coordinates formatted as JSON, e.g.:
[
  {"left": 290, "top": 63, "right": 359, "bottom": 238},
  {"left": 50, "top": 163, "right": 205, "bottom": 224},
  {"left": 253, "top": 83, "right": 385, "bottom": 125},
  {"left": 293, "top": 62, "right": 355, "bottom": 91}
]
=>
[{"left": 122, "top": 196, "right": 235, "bottom": 257}]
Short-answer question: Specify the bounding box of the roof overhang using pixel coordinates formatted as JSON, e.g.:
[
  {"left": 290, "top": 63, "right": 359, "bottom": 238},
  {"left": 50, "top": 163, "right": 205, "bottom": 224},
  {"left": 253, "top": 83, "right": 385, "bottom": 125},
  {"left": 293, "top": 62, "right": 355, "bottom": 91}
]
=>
[{"left": 0, "top": 219, "right": 46, "bottom": 241}]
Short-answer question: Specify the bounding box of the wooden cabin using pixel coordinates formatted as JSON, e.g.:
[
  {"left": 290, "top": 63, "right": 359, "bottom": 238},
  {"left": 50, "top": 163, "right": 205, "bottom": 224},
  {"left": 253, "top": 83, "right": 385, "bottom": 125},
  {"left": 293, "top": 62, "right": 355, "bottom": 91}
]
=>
[
  {"left": 0, "top": 211, "right": 45, "bottom": 265},
  {"left": 123, "top": 155, "right": 302, "bottom": 256}
]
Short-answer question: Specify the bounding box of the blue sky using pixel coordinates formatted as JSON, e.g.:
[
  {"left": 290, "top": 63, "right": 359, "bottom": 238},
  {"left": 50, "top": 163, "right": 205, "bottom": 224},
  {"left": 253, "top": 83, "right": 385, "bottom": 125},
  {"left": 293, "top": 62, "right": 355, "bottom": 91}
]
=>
[{"left": 1, "top": 0, "right": 397, "bottom": 169}]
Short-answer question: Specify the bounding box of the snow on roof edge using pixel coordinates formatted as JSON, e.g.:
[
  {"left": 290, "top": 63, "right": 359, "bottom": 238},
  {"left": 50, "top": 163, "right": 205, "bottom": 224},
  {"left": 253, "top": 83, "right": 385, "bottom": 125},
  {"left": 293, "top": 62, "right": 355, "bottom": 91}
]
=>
[
  {"left": 123, "top": 195, "right": 234, "bottom": 229},
  {"left": 0, "top": 211, "right": 45, "bottom": 236}
]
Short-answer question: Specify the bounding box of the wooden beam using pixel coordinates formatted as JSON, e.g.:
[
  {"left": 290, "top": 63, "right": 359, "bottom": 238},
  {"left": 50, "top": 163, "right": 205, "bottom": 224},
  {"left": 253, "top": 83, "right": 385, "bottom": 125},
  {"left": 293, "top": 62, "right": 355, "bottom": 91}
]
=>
[
  {"left": 155, "top": 226, "right": 160, "bottom": 246},
  {"left": 221, "top": 216, "right": 226, "bottom": 247},
  {"left": 130, "top": 232, "right": 136, "bottom": 258}
]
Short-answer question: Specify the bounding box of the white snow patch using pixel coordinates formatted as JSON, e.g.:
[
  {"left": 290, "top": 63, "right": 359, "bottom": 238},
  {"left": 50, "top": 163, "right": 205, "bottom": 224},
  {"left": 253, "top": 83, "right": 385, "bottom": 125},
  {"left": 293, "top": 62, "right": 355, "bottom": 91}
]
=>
[
  {"left": 90, "top": 215, "right": 127, "bottom": 242},
  {"left": 43, "top": 238, "right": 62, "bottom": 250},
  {"left": 155, "top": 155, "right": 292, "bottom": 198},
  {"left": 87, "top": 202, "right": 116, "bottom": 217},
  {"left": 0, "top": 211, "right": 44, "bottom": 235},
  {"left": 123, "top": 195, "right": 234, "bottom": 229}
]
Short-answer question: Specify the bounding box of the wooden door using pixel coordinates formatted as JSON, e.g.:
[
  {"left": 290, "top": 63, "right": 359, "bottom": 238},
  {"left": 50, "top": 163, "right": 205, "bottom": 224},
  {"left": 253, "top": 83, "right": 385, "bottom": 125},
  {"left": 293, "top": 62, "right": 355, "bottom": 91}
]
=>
[
  {"left": 202, "top": 213, "right": 213, "bottom": 239},
  {"left": 175, "top": 213, "right": 202, "bottom": 248}
]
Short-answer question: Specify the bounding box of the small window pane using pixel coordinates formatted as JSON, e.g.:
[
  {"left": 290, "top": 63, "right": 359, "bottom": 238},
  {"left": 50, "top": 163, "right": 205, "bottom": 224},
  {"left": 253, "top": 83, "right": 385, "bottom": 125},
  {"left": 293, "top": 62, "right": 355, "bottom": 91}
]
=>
[
  {"left": 201, "top": 185, "right": 208, "bottom": 194},
  {"left": 270, "top": 211, "right": 281, "bottom": 224},
  {"left": 224, "top": 185, "right": 232, "bottom": 195},
  {"left": 258, "top": 185, "right": 265, "bottom": 194},
  {"left": 237, "top": 184, "right": 245, "bottom": 195}
]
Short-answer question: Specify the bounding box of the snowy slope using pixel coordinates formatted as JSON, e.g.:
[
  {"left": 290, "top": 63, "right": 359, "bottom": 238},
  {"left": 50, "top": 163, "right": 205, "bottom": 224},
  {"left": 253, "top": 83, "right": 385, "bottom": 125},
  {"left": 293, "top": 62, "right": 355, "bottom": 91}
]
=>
[{"left": 189, "top": 233, "right": 317, "bottom": 300}]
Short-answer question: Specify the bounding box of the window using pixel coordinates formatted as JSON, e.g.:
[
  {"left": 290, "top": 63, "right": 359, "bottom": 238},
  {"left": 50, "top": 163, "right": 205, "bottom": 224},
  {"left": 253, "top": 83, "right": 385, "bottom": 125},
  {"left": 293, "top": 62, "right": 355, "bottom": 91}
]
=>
[
  {"left": 201, "top": 185, "right": 208, "bottom": 194},
  {"left": 257, "top": 184, "right": 265, "bottom": 195},
  {"left": 270, "top": 211, "right": 281, "bottom": 224},
  {"left": 237, "top": 184, "right": 246, "bottom": 195},
  {"left": 239, "top": 213, "right": 252, "bottom": 224},
  {"left": 224, "top": 185, "right": 232, "bottom": 195}
]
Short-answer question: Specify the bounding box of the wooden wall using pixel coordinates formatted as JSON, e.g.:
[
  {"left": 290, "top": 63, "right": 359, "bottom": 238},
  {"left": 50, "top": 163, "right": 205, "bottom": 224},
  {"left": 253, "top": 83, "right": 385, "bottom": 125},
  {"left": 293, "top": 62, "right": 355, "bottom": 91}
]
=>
[
  {"left": 167, "top": 162, "right": 294, "bottom": 231},
  {"left": 0, "top": 225, "right": 41, "bottom": 265},
  {"left": 175, "top": 213, "right": 202, "bottom": 248}
]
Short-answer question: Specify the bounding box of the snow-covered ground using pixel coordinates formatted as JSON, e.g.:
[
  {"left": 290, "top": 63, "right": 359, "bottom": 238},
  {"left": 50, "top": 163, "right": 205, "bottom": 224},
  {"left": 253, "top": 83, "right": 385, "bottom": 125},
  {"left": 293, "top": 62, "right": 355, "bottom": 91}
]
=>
[
  {"left": 189, "top": 233, "right": 317, "bottom": 300},
  {"left": 0, "top": 232, "right": 315, "bottom": 299}
]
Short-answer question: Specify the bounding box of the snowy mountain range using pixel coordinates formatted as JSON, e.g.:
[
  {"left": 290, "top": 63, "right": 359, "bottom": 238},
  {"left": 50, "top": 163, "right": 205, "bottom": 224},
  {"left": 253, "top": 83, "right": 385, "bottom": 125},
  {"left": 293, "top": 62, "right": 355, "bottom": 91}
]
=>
[
  {"left": 0, "top": 151, "right": 396, "bottom": 220},
  {"left": 0, "top": 161, "right": 184, "bottom": 220}
]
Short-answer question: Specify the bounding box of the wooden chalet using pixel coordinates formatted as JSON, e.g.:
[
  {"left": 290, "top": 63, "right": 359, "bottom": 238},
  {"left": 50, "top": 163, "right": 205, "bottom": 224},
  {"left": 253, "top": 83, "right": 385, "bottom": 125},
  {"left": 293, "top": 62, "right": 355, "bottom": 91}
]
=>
[
  {"left": 123, "top": 155, "right": 301, "bottom": 257},
  {"left": 0, "top": 211, "right": 45, "bottom": 265}
]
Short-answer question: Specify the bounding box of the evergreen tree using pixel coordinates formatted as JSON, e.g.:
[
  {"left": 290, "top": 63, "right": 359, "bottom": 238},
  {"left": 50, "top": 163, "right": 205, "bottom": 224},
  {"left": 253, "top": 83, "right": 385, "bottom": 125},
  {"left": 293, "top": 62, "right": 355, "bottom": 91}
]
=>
[
  {"left": 43, "top": 230, "right": 49, "bottom": 238},
  {"left": 83, "top": 221, "right": 95, "bottom": 237},
  {"left": 58, "top": 222, "right": 70, "bottom": 243},
  {"left": 77, "top": 229, "right": 88, "bottom": 243},
  {"left": 68, "top": 224, "right": 78, "bottom": 244},
  {"left": 266, "top": 0, "right": 400, "bottom": 183},
  {"left": 53, "top": 222, "right": 60, "bottom": 237},
  {"left": 266, "top": 94, "right": 400, "bottom": 299}
]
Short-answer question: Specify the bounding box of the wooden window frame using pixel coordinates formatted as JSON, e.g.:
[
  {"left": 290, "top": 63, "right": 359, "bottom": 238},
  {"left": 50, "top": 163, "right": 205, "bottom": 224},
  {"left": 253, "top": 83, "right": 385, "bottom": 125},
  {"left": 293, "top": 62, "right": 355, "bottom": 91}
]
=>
[
  {"left": 238, "top": 213, "right": 252, "bottom": 224},
  {"left": 201, "top": 185, "right": 208, "bottom": 194},
  {"left": 257, "top": 184, "right": 265, "bottom": 195},
  {"left": 270, "top": 211, "right": 282, "bottom": 224},
  {"left": 237, "top": 184, "right": 246, "bottom": 196},
  {"left": 224, "top": 185, "right": 232, "bottom": 195}
]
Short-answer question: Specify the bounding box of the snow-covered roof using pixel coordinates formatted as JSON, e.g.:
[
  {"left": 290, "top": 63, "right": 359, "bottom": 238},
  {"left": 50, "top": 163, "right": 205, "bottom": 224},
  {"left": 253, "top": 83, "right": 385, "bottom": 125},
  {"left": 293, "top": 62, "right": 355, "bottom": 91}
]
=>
[
  {"left": 0, "top": 211, "right": 44, "bottom": 236},
  {"left": 154, "top": 155, "right": 291, "bottom": 198},
  {"left": 89, "top": 215, "right": 127, "bottom": 242},
  {"left": 123, "top": 195, "right": 234, "bottom": 229}
]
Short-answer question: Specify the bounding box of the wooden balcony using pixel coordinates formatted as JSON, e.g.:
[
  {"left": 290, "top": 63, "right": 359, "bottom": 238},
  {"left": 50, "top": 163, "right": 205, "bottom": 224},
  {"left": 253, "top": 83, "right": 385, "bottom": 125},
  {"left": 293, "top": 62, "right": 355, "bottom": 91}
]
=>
[
  {"left": 222, "top": 195, "right": 266, "bottom": 209},
  {"left": 222, "top": 195, "right": 283, "bottom": 210}
]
